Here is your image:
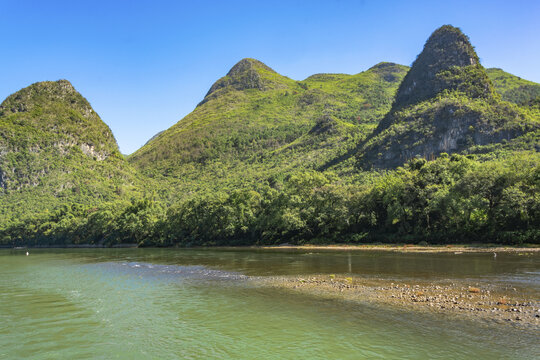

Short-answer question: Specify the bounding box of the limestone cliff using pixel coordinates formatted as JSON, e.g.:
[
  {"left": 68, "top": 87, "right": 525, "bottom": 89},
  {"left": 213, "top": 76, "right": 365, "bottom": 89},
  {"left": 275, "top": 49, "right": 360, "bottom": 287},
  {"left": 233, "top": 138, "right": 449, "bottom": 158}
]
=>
[{"left": 358, "top": 25, "right": 538, "bottom": 169}]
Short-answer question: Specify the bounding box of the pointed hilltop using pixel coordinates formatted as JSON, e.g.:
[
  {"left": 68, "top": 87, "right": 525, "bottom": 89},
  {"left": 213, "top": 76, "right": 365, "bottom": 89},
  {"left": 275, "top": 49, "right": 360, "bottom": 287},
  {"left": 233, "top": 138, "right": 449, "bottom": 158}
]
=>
[
  {"left": 3, "top": 79, "right": 93, "bottom": 113},
  {"left": 358, "top": 25, "right": 539, "bottom": 169},
  {"left": 199, "top": 58, "right": 294, "bottom": 105},
  {"left": 0, "top": 79, "right": 120, "bottom": 157},
  {"left": 393, "top": 25, "right": 494, "bottom": 109},
  {"left": 0, "top": 80, "right": 138, "bottom": 218}
]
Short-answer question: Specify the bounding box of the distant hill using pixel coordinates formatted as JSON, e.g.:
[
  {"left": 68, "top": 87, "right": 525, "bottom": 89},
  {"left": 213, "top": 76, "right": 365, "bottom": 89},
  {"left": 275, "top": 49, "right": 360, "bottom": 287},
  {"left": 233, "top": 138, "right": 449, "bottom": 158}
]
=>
[
  {"left": 357, "top": 25, "right": 539, "bottom": 169},
  {"left": 128, "top": 59, "right": 408, "bottom": 196},
  {"left": 0, "top": 80, "right": 139, "bottom": 221},
  {"left": 486, "top": 68, "right": 540, "bottom": 105}
]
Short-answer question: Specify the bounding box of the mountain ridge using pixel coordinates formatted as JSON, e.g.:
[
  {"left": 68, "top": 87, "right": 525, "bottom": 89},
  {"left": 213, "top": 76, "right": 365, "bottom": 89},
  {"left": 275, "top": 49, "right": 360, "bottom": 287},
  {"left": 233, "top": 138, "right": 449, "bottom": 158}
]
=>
[
  {"left": 1, "top": 24, "right": 539, "bottom": 247},
  {"left": 128, "top": 58, "right": 409, "bottom": 197}
]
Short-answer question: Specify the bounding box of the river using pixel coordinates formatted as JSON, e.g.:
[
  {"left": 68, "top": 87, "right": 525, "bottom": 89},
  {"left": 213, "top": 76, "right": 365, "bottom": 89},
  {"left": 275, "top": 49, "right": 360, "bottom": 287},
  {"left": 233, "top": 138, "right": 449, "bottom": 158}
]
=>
[{"left": 1, "top": 248, "right": 538, "bottom": 359}]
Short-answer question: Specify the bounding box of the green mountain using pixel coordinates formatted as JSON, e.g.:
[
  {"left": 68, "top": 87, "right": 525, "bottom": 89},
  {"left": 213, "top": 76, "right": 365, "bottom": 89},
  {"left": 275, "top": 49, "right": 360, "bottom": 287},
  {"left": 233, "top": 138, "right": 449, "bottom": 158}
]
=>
[
  {"left": 357, "top": 25, "right": 539, "bottom": 169},
  {"left": 0, "top": 80, "right": 138, "bottom": 222},
  {"left": 486, "top": 68, "right": 540, "bottom": 105},
  {"left": 129, "top": 55, "right": 539, "bottom": 189},
  {"left": 129, "top": 59, "right": 408, "bottom": 196},
  {"left": 1, "top": 25, "right": 539, "bottom": 247}
]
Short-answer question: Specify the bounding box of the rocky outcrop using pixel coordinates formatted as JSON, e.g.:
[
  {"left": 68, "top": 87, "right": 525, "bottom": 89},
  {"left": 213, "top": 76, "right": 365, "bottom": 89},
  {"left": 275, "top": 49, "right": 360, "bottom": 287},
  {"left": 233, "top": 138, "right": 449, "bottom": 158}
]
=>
[
  {"left": 392, "top": 25, "right": 492, "bottom": 110},
  {"left": 357, "top": 25, "right": 536, "bottom": 169},
  {"left": 79, "top": 143, "right": 107, "bottom": 160},
  {"left": 360, "top": 103, "right": 522, "bottom": 169}
]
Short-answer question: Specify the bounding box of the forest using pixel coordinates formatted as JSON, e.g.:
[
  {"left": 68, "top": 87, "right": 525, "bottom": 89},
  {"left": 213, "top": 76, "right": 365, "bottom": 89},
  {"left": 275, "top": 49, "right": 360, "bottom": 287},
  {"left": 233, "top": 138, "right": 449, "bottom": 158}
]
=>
[
  {"left": 2, "top": 151, "right": 538, "bottom": 247},
  {"left": 1, "top": 25, "right": 539, "bottom": 247}
]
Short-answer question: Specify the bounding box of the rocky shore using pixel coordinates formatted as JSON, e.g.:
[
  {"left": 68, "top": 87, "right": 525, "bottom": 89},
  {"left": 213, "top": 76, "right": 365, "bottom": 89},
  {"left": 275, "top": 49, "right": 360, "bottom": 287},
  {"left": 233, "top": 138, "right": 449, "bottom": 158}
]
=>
[{"left": 261, "top": 275, "right": 540, "bottom": 329}]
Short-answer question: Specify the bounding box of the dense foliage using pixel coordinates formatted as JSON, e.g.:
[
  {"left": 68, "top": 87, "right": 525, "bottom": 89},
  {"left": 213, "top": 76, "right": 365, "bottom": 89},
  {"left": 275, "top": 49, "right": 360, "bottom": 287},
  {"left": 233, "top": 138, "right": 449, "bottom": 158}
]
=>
[
  {"left": 0, "top": 80, "right": 142, "bottom": 226},
  {"left": 1, "top": 26, "right": 539, "bottom": 247},
  {"left": 2, "top": 152, "right": 538, "bottom": 247},
  {"left": 128, "top": 60, "right": 408, "bottom": 200}
]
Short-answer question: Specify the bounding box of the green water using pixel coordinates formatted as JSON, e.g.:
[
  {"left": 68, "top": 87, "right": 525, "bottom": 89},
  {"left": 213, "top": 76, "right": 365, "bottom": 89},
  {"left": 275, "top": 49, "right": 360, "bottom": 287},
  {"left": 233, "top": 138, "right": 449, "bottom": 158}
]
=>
[{"left": 1, "top": 248, "right": 538, "bottom": 359}]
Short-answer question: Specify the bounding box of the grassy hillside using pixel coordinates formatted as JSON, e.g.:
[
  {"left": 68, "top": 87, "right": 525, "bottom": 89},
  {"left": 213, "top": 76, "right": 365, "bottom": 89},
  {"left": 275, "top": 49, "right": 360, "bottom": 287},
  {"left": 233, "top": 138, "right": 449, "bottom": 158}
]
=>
[
  {"left": 0, "top": 80, "right": 141, "bottom": 225},
  {"left": 487, "top": 68, "right": 540, "bottom": 104},
  {"left": 129, "top": 59, "right": 408, "bottom": 198},
  {"left": 129, "top": 59, "right": 539, "bottom": 188},
  {"left": 1, "top": 26, "right": 539, "bottom": 247}
]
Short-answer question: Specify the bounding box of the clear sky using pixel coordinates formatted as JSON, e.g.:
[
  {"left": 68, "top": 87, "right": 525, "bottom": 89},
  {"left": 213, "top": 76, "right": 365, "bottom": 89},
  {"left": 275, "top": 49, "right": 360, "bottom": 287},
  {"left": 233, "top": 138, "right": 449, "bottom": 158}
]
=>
[{"left": 1, "top": 0, "right": 539, "bottom": 154}]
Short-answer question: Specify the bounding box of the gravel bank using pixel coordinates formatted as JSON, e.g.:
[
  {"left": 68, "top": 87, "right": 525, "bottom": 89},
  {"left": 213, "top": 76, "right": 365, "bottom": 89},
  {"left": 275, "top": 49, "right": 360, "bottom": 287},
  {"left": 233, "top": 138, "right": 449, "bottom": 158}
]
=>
[{"left": 261, "top": 275, "right": 540, "bottom": 329}]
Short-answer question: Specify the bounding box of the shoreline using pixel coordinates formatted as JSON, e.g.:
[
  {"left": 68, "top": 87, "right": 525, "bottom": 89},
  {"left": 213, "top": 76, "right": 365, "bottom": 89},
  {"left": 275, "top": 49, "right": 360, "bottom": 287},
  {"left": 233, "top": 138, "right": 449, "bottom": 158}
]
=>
[
  {"left": 3, "top": 243, "right": 540, "bottom": 253},
  {"left": 257, "top": 244, "right": 540, "bottom": 253}
]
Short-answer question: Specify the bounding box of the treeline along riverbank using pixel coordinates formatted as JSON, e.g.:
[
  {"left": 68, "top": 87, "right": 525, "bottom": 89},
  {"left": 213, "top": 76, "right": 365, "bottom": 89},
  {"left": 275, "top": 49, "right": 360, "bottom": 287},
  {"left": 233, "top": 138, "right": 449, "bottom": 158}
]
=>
[{"left": 2, "top": 153, "right": 539, "bottom": 247}]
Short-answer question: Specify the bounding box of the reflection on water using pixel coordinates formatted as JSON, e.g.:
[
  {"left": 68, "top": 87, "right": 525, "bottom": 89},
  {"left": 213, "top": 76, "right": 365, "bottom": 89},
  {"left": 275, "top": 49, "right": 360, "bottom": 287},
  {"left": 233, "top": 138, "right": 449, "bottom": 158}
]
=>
[{"left": 0, "top": 248, "right": 538, "bottom": 359}]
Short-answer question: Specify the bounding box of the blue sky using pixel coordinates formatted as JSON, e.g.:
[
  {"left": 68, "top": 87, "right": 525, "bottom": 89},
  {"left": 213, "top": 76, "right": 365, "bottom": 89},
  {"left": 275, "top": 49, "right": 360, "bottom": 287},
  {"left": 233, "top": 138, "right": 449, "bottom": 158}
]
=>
[{"left": 1, "top": 0, "right": 539, "bottom": 154}]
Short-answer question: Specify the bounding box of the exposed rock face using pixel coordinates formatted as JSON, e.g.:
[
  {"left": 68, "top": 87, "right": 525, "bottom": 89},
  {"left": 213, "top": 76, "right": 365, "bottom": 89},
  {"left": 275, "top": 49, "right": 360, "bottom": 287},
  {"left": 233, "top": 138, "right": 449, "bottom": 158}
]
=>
[
  {"left": 357, "top": 25, "right": 536, "bottom": 169},
  {"left": 0, "top": 168, "right": 6, "bottom": 190},
  {"left": 79, "top": 143, "right": 107, "bottom": 160},
  {"left": 362, "top": 104, "right": 522, "bottom": 169},
  {"left": 393, "top": 25, "right": 491, "bottom": 110}
]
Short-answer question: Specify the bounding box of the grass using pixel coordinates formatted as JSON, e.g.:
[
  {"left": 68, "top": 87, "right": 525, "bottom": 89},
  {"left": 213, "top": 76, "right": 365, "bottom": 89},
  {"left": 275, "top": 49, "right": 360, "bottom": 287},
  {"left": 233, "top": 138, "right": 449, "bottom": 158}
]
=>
[
  {"left": 486, "top": 68, "right": 540, "bottom": 104},
  {"left": 128, "top": 59, "right": 409, "bottom": 199}
]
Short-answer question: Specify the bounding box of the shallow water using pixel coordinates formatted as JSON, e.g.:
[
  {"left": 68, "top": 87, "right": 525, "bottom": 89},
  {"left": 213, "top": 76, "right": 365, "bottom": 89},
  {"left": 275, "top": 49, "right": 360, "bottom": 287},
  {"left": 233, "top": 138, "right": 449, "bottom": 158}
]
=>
[{"left": 1, "top": 248, "right": 539, "bottom": 359}]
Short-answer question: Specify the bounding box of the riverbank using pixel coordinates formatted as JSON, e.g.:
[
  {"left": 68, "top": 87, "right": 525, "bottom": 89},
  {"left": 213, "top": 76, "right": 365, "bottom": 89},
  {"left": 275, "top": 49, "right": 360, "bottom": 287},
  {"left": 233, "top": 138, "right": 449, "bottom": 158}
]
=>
[
  {"left": 261, "top": 274, "right": 540, "bottom": 329},
  {"left": 258, "top": 244, "right": 540, "bottom": 253},
  {"left": 0, "top": 243, "right": 139, "bottom": 249},
  {"left": 3, "top": 243, "right": 539, "bottom": 252}
]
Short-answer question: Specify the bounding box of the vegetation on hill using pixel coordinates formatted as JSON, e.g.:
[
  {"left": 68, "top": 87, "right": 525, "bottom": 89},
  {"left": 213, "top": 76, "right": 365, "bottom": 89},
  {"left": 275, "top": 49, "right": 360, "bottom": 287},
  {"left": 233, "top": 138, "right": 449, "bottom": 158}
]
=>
[
  {"left": 0, "top": 26, "right": 539, "bottom": 247},
  {"left": 486, "top": 68, "right": 540, "bottom": 105},
  {"left": 3, "top": 151, "right": 538, "bottom": 247},
  {"left": 128, "top": 59, "right": 408, "bottom": 200},
  {"left": 0, "top": 80, "right": 141, "bottom": 229},
  {"left": 358, "top": 25, "right": 539, "bottom": 169}
]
